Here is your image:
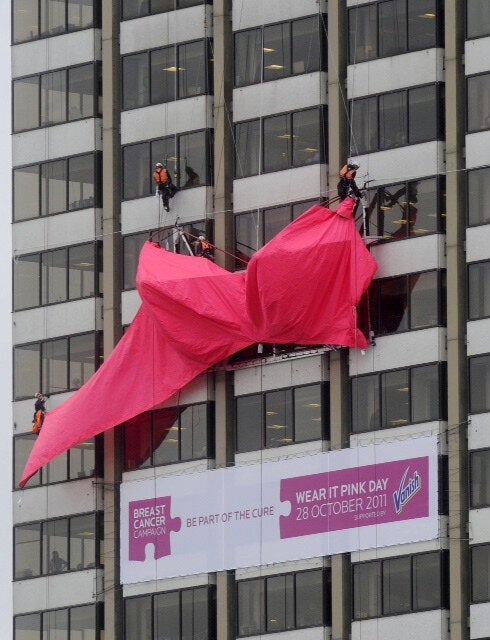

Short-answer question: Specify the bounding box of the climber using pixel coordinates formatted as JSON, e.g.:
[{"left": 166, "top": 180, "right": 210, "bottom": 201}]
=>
[
  {"left": 337, "top": 163, "right": 362, "bottom": 200},
  {"left": 32, "top": 392, "right": 47, "bottom": 434},
  {"left": 195, "top": 235, "right": 214, "bottom": 260},
  {"left": 153, "top": 162, "right": 174, "bottom": 212}
]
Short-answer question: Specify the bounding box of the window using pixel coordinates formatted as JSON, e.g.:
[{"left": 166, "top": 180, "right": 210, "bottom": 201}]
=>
[
  {"left": 471, "top": 449, "right": 490, "bottom": 508},
  {"left": 122, "top": 130, "right": 211, "bottom": 199},
  {"left": 235, "top": 107, "right": 326, "bottom": 178},
  {"left": 350, "top": 85, "right": 442, "bottom": 154},
  {"left": 468, "top": 74, "right": 490, "bottom": 133},
  {"left": 351, "top": 363, "right": 445, "bottom": 433},
  {"left": 467, "top": 0, "right": 490, "bottom": 39},
  {"left": 469, "top": 261, "right": 490, "bottom": 320},
  {"left": 13, "top": 63, "right": 100, "bottom": 133},
  {"left": 15, "top": 604, "right": 101, "bottom": 640},
  {"left": 371, "top": 270, "right": 445, "bottom": 335},
  {"left": 14, "top": 242, "right": 99, "bottom": 310},
  {"left": 13, "top": 0, "right": 98, "bottom": 44},
  {"left": 14, "top": 434, "right": 98, "bottom": 489},
  {"left": 13, "top": 332, "right": 101, "bottom": 400},
  {"left": 14, "top": 513, "right": 100, "bottom": 579},
  {"left": 121, "top": 0, "right": 206, "bottom": 21},
  {"left": 236, "top": 383, "right": 326, "bottom": 453},
  {"left": 13, "top": 152, "right": 100, "bottom": 222},
  {"left": 122, "top": 39, "right": 211, "bottom": 110},
  {"left": 353, "top": 552, "right": 447, "bottom": 619},
  {"left": 124, "top": 587, "right": 215, "bottom": 640},
  {"left": 235, "top": 120, "right": 261, "bottom": 178},
  {"left": 237, "top": 569, "right": 329, "bottom": 636},
  {"left": 348, "top": 0, "right": 440, "bottom": 63},
  {"left": 472, "top": 544, "right": 490, "bottom": 603},
  {"left": 363, "top": 176, "right": 444, "bottom": 241},
  {"left": 469, "top": 354, "right": 490, "bottom": 414},
  {"left": 468, "top": 166, "right": 490, "bottom": 226},
  {"left": 234, "top": 16, "right": 325, "bottom": 88},
  {"left": 124, "top": 403, "right": 212, "bottom": 470}
]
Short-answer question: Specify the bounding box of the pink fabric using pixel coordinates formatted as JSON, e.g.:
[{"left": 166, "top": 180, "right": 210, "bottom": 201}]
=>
[{"left": 20, "top": 198, "right": 377, "bottom": 486}]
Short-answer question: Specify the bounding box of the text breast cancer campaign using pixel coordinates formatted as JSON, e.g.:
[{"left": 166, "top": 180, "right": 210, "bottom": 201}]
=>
[{"left": 120, "top": 436, "right": 438, "bottom": 584}]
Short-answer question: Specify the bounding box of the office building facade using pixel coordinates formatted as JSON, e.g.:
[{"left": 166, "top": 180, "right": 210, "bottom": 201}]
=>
[{"left": 10, "top": 0, "right": 490, "bottom": 638}]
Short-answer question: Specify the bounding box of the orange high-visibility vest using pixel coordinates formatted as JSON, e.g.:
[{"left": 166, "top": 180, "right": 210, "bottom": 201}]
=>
[
  {"left": 339, "top": 164, "right": 357, "bottom": 181},
  {"left": 32, "top": 410, "right": 44, "bottom": 435},
  {"left": 153, "top": 167, "right": 170, "bottom": 185}
]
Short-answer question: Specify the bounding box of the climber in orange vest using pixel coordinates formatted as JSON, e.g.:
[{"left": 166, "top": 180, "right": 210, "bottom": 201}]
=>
[
  {"left": 153, "top": 162, "right": 174, "bottom": 212},
  {"left": 195, "top": 235, "right": 214, "bottom": 260},
  {"left": 337, "top": 163, "right": 362, "bottom": 200},
  {"left": 32, "top": 392, "right": 47, "bottom": 434}
]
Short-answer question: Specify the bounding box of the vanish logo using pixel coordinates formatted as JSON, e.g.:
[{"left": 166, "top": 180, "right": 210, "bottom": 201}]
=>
[{"left": 393, "top": 467, "right": 421, "bottom": 514}]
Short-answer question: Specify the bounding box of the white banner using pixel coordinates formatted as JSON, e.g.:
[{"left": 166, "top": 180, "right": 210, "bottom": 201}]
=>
[{"left": 120, "top": 436, "right": 438, "bottom": 584}]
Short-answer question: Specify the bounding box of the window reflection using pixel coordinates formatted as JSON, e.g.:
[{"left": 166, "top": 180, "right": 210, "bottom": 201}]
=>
[
  {"left": 467, "top": 0, "right": 490, "bottom": 38},
  {"left": 237, "top": 383, "right": 326, "bottom": 453},
  {"left": 469, "top": 261, "right": 490, "bottom": 320},
  {"left": 14, "top": 64, "right": 99, "bottom": 133},
  {"left": 238, "top": 570, "right": 328, "bottom": 636},
  {"left": 369, "top": 177, "right": 442, "bottom": 241},
  {"left": 235, "top": 29, "right": 261, "bottom": 87},
  {"left": 469, "top": 354, "right": 490, "bottom": 414},
  {"left": 348, "top": 0, "right": 438, "bottom": 63},
  {"left": 124, "top": 404, "right": 210, "bottom": 470},
  {"left": 471, "top": 449, "right": 490, "bottom": 508},
  {"left": 468, "top": 73, "right": 490, "bottom": 133},
  {"left": 123, "top": 132, "right": 210, "bottom": 198},
  {"left": 468, "top": 166, "right": 490, "bottom": 226},
  {"left": 350, "top": 85, "right": 441, "bottom": 154},
  {"left": 352, "top": 364, "right": 443, "bottom": 433}
]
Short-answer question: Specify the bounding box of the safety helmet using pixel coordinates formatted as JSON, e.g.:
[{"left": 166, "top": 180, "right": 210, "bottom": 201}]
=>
[
  {"left": 198, "top": 235, "right": 205, "bottom": 241},
  {"left": 155, "top": 162, "right": 163, "bottom": 168}
]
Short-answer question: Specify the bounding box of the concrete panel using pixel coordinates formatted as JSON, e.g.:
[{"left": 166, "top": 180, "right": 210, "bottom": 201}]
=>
[
  {"left": 120, "top": 4, "right": 210, "bottom": 54},
  {"left": 351, "top": 534, "right": 445, "bottom": 563},
  {"left": 13, "top": 119, "right": 101, "bottom": 167},
  {"left": 13, "top": 298, "right": 98, "bottom": 344},
  {"left": 121, "top": 290, "right": 141, "bottom": 326},
  {"left": 236, "top": 441, "right": 325, "bottom": 468},
  {"left": 13, "top": 570, "right": 98, "bottom": 615},
  {"left": 349, "top": 327, "right": 445, "bottom": 374},
  {"left": 233, "top": 0, "right": 326, "bottom": 30},
  {"left": 465, "top": 37, "right": 490, "bottom": 76},
  {"left": 233, "top": 73, "right": 327, "bottom": 121},
  {"left": 352, "top": 610, "right": 449, "bottom": 640},
  {"left": 347, "top": 49, "right": 444, "bottom": 98},
  {"left": 467, "top": 319, "right": 490, "bottom": 356},
  {"left": 468, "top": 413, "right": 490, "bottom": 450},
  {"left": 467, "top": 225, "right": 490, "bottom": 262},
  {"left": 350, "top": 421, "right": 445, "bottom": 452},
  {"left": 13, "top": 478, "right": 97, "bottom": 525},
  {"left": 13, "top": 209, "right": 97, "bottom": 254},
  {"left": 370, "top": 234, "right": 445, "bottom": 278},
  {"left": 234, "top": 355, "right": 323, "bottom": 395},
  {"left": 466, "top": 131, "right": 490, "bottom": 169},
  {"left": 123, "top": 572, "right": 211, "bottom": 598},
  {"left": 236, "top": 556, "right": 325, "bottom": 580},
  {"left": 352, "top": 142, "right": 445, "bottom": 187},
  {"left": 469, "top": 508, "right": 490, "bottom": 545},
  {"left": 121, "top": 96, "right": 212, "bottom": 145},
  {"left": 12, "top": 30, "right": 100, "bottom": 78},
  {"left": 234, "top": 164, "right": 327, "bottom": 212},
  {"left": 121, "top": 186, "right": 212, "bottom": 234},
  {"left": 470, "top": 602, "right": 490, "bottom": 639}
]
